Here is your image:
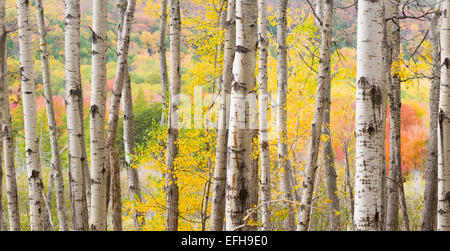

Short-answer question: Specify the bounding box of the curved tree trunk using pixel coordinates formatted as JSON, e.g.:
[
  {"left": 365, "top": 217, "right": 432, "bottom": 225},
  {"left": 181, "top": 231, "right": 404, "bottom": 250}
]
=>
[
  {"left": 90, "top": 0, "right": 108, "bottom": 231},
  {"left": 17, "top": 0, "right": 45, "bottom": 231},
  {"left": 421, "top": 9, "right": 440, "bottom": 231},
  {"left": 210, "top": 0, "right": 235, "bottom": 231},
  {"left": 0, "top": 0, "right": 20, "bottom": 231},
  {"left": 354, "top": 0, "right": 384, "bottom": 231},
  {"left": 36, "top": 0, "right": 70, "bottom": 231},
  {"left": 437, "top": 0, "right": 450, "bottom": 231},
  {"left": 165, "top": 0, "right": 181, "bottom": 231}
]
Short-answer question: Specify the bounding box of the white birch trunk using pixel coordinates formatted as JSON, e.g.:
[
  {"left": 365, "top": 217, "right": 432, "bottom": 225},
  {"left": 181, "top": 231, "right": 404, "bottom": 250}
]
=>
[
  {"left": 17, "top": 0, "right": 45, "bottom": 231},
  {"left": 0, "top": 0, "right": 20, "bottom": 231},
  {"left": 159, "top": 0, "right": 169, "bottom": 126},
  {"left": 438, "top": 0, "right": 450, "bottom": 231},
  {"left": 210, "top": 0, "right": 235, "bottom": 231},
  {"left": 257, "top": 0, "right": 271, "bottom": 231},
  {"left": 225, "top": 0, "right": 257, "bottom": 231},
  {"left": 354, "top": 0, "right": 384, "bottom": 231},
  {"left": 65, "top": 0, "right": 89, "bottom": 231},
  {"left": 90, "top": 0, "right": 108, "bottom": 231}
]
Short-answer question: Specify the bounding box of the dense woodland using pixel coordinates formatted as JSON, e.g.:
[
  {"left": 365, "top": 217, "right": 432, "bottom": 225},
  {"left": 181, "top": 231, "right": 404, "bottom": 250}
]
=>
[{"left": 0, "top": 0, "right": 448, "bottom": 231}]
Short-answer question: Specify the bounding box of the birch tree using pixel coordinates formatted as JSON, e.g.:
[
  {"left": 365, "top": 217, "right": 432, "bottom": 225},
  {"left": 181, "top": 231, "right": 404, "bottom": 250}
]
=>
[
  {"left": 257, "top": 0, "right": 271, "bottom": 231},
  {"left": 36, "top": 0, "right": 69, "bottom": 231},
  {"left": 165, "top": 0, "right": 181, "bottom": 231},
  {"left": 210, "top": 0, "right": 235, "bottom": 231},
  {"left": 159, "top": 0, "right": 168, "bottom": 126},
  {"left": 421, "top": 8, "right": 440, "bottom": 231},
  {"left": 0, "top": 0, "right": 20, "bottom": 231},
  {"left": 17, "top": 0, "right": 45, "bottom": 231},
  {"left": 354, "top": 0, "right": 384, "bottom": 231},
  {"left": 90, "top": 0, "right": 108, "bottom": 231},
  {"left": 438, "top": 0, "right": 450, "bottom": 231},
  {"left": 276, "top": 0, "right": 296, "bottom": 231},
  {"left": 225, "top": 0, "right": 257, "bottom": 231}
]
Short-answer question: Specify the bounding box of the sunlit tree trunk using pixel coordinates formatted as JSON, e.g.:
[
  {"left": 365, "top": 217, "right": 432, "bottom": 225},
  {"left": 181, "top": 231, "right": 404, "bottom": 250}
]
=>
[
  {"left": 257, "top": 0, "right": 271, "bottom": 231},
  {"left": 36, "top": 0, "right": 70, "bottom": 231},
  {"left": 225, "top": 0, "right": 257, "bottom": 231},
  {"left": 0, "top": 0, "right": 20, "bottom": 231},
  {"left": 165, "top": 0, "right": 181, "bottom": 231},
  {"left": 275, "top": 0, "right": 295, "bottom": 231},
  {"left": 90, "top": 0, "right": 108, "bottom": 231},
  {"left": 159, "top": 0, "right": 169, "bottom": 126},
  {"left": 17, "top": 0, "right": 45, "bottom": 231},
  {"left": 65, "top": 0, "right": 89, "bottom": 231},
  {"left": 211, "top": 0, "right": 235, "bottom": 231},
  {"left": 354, "top": 0, "right": 384, "bottom": 231},
  {"left": 437, "top": 0, "right": 450, "bottom": 231},
  {"left": 422, "top": 9, "right": 440, "bottom": 231}
]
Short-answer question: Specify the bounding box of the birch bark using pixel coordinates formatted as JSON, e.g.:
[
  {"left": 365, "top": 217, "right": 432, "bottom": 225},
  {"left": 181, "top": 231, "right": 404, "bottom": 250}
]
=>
[
  {"left": 17, "top": 0, "right": 45, "bottom": 231},
  {"left": 438, "top": 0, "right": 450, "bottom": 231},
  {"left": 354, "top": 0, "right": 384, "bottom": 231},
  {"left": 90, "top": 0, "right": 108, "bottom": 231},
  {"left": 0, "top": 0, "right": 20, "bottom": 231},
  {"left": 159, "top": 0, "right": 169, "bottom": 126},
  {"left": 210, "top": 0, "right": 235, "bottom": 231}
]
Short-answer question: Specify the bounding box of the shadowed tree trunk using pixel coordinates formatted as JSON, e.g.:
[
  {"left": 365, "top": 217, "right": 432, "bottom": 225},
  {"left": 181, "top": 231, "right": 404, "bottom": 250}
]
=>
[
  {"left": 421, "top": 9, "right": 440, "bottom": 231},
  {"left": 210, "top": 0, "right": 235, "bottom": 231}
]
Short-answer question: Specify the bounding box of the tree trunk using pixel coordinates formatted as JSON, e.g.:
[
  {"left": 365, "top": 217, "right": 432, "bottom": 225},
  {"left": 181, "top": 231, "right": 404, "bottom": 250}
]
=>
[
  {"left": 299, "top": 0, "right": 335, "bottom": 231},
  {"left": 385, "top": 0, "right": 402, "bottom": 231},
  {"left": 421, "top": 9, "right": 440, "bottom": 231},
  {"left": 17, "top": 0, "right": 45, "bottom": 231},
  {"left": 321, "top": 0, "right": 340, "bottom": 230},
  {"left": 165, "top": 0, "right": 181, "bottom": 231},
  {"left": 65, "top": 0, "right": 89, "bottom": 231},
  {"left": 90, "top": 0, "right": 108, "bottom": 231},
  {"left": 36, "top": 0, "right": 70, "bottom": 231},
  {"left": 275, "top": 0, "right": 295, "bottom": 231},
  {"left": 437, "top": 0, "right": 450, "bottom": 231},
  {"left": 0, "top": 0, "right": 20, "bottom": 231},
  {"left": 257, "top": 0, "right": 271, "bottom": 231},
  {"left": 354, "top": 0, "right": 384, "bottom": 231},
  {"left": 225, "top": 0, "right": 257, "bottom": 231},
  {"left": 110, "top": 148, "right": 122, "bottom": 231},
  {"left": 159, "top": 0, "right": 169, "bottom": 126},
  {"left": 210, "top": 0, "right": 235, "bottom": 231}
]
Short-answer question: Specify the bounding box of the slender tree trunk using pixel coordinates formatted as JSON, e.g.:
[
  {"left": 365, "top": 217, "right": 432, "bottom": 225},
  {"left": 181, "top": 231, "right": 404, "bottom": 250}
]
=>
[
  {"left": 437, "top": 0, "right": 450, "bottom": 231},
  {"left": 0, "top": 0, "right": 20, "bottom": 231},
  {"left": 109, "top": 148, "right": 122, "bottom": 231},
  {"left": 354, "top": 0, "right": 384, "bottom": 231},
  {"left": 36, "top": 0, "right": 69, "bottom": 231},
  {"left": 90, "top": 0, "right": 108, "bottom": 231},
  {"left": 65, "top": 0, "right": 89, "bottom": 231},
  {"left": 159, "top": 0, "right": 169, "bottom": 126},
  {"left": 321, "top": 0, "right": 340, "bottom": 229},
  {"left": 210, "top": 0, "right": 235, "bottom": 231},
  {"left": 17, "top": 0, "right": 45, "bottom": 231},
  {"left": 0, "top": 145, "right": 5, "bottom": 231},
  {"left": 225, "top": 0, "right": 257, "bottom": 231},
  {"left": 421, "top": 9, "right": 440, "bottom": 231},
  {"left": 299, "top": 0, "right": 336, "bottom": 231},
  {"left": 257, "top": 0, "right": 271, "bottom": 231},
  {"left": 275, "top": 0, "right": 295, "bottom": 231},
  {"left": 165, "top": 0, "right": 181, "bottom": 231},
  {"left": 343, "top": 143, "right": 355, "bottom": 228},
  {"left": 385, "top": 0, "right": 401, "bottom": 231}
]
